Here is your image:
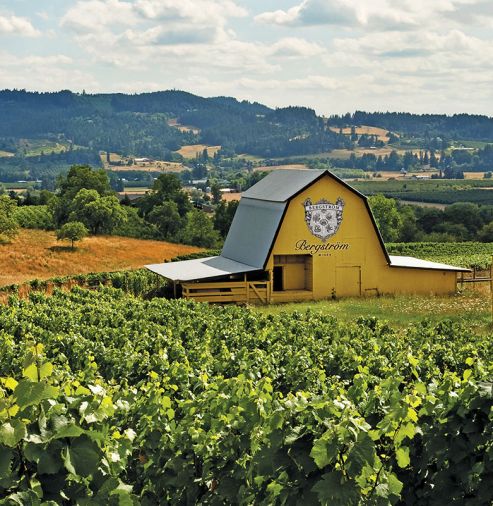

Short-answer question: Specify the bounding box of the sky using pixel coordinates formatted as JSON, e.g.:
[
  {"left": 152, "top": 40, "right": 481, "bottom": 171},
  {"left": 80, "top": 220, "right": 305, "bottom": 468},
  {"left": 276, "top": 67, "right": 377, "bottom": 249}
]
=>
[{"left": 1, "top": 0, "right": 493, "bottom": 116}]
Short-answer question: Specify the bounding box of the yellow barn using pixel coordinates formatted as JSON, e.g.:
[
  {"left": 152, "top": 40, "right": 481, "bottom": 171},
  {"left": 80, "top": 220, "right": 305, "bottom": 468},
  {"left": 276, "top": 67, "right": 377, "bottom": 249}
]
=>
[{"left": 146, "top": 169, "right": 469, "bottom": 304}]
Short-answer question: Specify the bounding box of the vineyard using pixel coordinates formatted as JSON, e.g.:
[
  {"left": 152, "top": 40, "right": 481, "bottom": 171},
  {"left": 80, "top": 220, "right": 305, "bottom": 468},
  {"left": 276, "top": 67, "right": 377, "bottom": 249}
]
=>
[
  {"left": 0, "top": 287, "right": 492, "bottom": 504},
  {"left": 387, "top": 242, "right": 493, "bottom": 270}
]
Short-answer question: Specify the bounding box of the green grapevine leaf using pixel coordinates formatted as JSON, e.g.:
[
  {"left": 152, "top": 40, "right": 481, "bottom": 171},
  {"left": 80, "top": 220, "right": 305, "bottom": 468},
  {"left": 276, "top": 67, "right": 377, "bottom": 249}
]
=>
[
  {"left": 310, "top": 437, "right": 338, "bottom": 469},
  {"left": 15, "top": 380, "right": 59, "bottom": 410},
  {"left": 0, "top": 420, "right": 26, "bottom": 447},
  {"left": 311, "top": 471, "right": 359, "bottom": 505},
  {"left": 396, "top": 446, "right": 410, "bottom": 468},
  {"left": 0, "top": 448, "right": 13, "bottom": 478},
  {"left": 39, "top": 362, "right": 54, "bottom": 380},
  {"left": 22, "top": 363, "right": 39, "bottom": 382},
  {"left": 63, "top": 436, "right": 101, "bottom": 477}
]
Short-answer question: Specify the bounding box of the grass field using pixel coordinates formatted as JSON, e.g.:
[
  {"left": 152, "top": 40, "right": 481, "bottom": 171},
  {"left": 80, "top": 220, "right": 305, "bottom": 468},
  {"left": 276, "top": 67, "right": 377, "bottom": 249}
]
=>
[
  {"left": 17, "top": 139, "right": 72, "bottom": 156},
  {"left": 254, "top": 163, "right": 307, "bottom": 172},
  {"left": 256, "top": 286, "right": 491, "bottom": 331},
  {"left": 329, "top": 147, "right": 422, "bottom": 160},
  {"left": 176, "top": 144, "right": 221, "bottom": 158},
  {"left": 0, "top": 229, "right": 201, "bottom": 287}
]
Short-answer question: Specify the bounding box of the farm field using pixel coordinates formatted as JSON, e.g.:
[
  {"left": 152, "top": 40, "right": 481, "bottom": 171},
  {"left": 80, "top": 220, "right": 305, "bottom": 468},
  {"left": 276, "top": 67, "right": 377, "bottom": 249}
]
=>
[
  {"left": 221, "top": 191, "right": 241, "bottom": 202},
  {"left": 329, "top": 124, "right": 390, "bottom": 142},
  {"left": 328, "top": 146, "right": 420, "bottom": 160},
  {"left": 0, "top": 229, "right": 200, "bottom": 286},
  {"left": 0, "top": 150, "right": 14, "bottom": 157},
  {"left": 398, "top": 199, "right": 447, "bottom": 209},
  {"left": 254, "top": 163, "right": 307, "bottom": 172},
  {"left": 352, "top": 178, "right": 493, "bottom": 205},
  {"left": 176, "top": 144, "right": 221, "bottom": 158},
  {"left": 100, "top": 152, "right": 185, "bottom": 173}
]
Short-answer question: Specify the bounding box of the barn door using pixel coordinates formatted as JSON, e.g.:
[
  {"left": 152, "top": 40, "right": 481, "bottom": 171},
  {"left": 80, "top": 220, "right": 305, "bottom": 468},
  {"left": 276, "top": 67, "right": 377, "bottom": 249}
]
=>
[{"left": 335, "top": 266, "right": 361, "bottom": 297}]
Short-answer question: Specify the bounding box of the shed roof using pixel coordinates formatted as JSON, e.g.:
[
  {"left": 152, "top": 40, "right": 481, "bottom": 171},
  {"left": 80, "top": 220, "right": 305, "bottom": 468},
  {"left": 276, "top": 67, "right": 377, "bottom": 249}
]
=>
[
  {"left": 146, "top": 256, "right": 260, "bottom": 282},
  {"left": 221, "top": 198, "right": 285, "bottom": 268},
  {"left": 389, "top": 255, "right": 469, "bottom": 272}
]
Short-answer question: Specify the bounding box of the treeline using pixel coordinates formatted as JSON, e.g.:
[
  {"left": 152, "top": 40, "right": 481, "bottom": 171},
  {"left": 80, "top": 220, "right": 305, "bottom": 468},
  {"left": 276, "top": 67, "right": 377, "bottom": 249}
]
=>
[
  {"left": 369, "top": 195, "right": 493, "bottom": 243},
  {"left": 2, "top": 165, "right": 238, "bottom": 249},
  {"left": 0, "top": 149, "right": 101, "bottom": 186},
  {"left": 330, "top": 111, "right": 493, "bottom": 141},
  {"left": 324, "top": 143, "right": 493, "bottom": 176}
]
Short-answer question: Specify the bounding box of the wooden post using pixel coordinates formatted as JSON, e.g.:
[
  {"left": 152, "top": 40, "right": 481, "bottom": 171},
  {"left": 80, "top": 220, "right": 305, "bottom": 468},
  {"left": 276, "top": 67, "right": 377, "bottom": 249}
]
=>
[{"left": 489, "top": 255, "right": 493, "bottom": 323}]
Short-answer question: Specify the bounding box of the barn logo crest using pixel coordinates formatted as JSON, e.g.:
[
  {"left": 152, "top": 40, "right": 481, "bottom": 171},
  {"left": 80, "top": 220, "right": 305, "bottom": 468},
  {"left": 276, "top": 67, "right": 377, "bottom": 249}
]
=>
[{"left": 303, "top": 198, "right": 345, "bottom": 242}]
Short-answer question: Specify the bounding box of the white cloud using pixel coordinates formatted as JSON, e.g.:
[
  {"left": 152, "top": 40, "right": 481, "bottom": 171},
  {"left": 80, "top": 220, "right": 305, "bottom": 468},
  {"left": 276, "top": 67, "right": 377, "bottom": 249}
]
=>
[
  {"left": 61, "top": 0, "right": 137, "bottom": 33},
  {"left": 255, "top": 0, "right": 355, "bottom": 27},
  {"left": 255, "top": 0, "right": 493, "bottom": 31},
  {"left": 133, "top": 0, "right": 247, "bottom": 25},
  {"left": 0, "top": 50, "right": 94, "bottom": 92},
  {"left": 0, "top": 14, "right": 40, "bottom": 37},
  {"left": 268, "top": 37, "right": 325, "bottom": 58}
]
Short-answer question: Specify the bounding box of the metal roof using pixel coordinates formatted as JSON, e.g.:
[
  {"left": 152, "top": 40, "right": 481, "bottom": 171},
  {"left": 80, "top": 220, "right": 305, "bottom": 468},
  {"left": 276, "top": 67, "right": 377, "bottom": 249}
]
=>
[
  {"left": 389, "top": 255, "right": 470, "bottom": 272},
  {"left": 242, "top": 169, "right": 325, "bottom": 202},
  {"left": 221, "top": 198, "right": 286, "bottom": 268},
  {"left": 145, "top": 256, "right": 260, "bottom": 282}
]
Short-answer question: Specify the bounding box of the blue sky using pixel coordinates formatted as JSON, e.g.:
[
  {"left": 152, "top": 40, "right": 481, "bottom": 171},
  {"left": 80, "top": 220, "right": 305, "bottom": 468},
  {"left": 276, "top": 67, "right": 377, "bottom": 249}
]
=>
[{"left": 1, "top": 0, "right": 493, "bottom": 115}]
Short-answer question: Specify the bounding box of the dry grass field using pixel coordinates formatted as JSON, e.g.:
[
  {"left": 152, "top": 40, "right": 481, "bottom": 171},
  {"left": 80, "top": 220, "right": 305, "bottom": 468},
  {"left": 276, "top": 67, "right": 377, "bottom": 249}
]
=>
[
  {"left": 0, "top": 229, "right": 201, "bottom": 287},
  {"left": 329, "top": 125, "right": 391, "bottom": 142},
  {"left": 221, "top": 192, "right": 241, "bottom": 202},
  {"left": 0, "top": 150, "right": 14, "bottom": 157},
  {"left": 116, "top": 161, "right": 184, "bottom": 173},
  {"left": 176, "top": 144, "right": 221, "bottom": 158},
  {"left": 464, "top": 172, "right": 486, "bottom": 179}
]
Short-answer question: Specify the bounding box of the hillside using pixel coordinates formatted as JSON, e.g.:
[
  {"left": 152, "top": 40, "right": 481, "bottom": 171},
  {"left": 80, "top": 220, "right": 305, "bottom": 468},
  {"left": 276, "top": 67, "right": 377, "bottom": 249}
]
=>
[
  {"left": 0, "top": 229, "right": 200, "bottom": 286},
  {"left": 0, "top": 89, "right": 346, "bottom": 167}
]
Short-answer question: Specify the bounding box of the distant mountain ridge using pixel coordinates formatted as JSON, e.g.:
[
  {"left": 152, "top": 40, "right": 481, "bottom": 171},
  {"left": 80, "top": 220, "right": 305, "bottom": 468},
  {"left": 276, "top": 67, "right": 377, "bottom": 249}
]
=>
[{"left": 2, "top": 88, "right": 493, "bottom": 165}]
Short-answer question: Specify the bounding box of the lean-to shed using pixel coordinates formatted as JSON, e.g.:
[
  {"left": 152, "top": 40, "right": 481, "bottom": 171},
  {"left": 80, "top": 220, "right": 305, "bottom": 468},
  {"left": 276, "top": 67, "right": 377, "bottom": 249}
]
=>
[{"left": 146, "top": 169, "right": 469, "bottom": 304}]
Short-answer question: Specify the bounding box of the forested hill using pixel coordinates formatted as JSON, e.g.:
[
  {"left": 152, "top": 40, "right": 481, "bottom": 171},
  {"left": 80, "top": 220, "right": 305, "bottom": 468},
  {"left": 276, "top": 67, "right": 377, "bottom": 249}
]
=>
[
  {"left": 330, "top": 111, "right": 493, "bottom": 140},
  {"left": 0, "top": 89, "right": 346, "bottom": 158}
]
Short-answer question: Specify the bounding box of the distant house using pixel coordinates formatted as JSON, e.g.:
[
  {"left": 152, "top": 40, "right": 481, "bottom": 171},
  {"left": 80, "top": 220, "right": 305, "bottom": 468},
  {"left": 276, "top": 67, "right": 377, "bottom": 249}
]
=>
[{"left": 147, "top": 169, "right": 468, "bottom": 304}]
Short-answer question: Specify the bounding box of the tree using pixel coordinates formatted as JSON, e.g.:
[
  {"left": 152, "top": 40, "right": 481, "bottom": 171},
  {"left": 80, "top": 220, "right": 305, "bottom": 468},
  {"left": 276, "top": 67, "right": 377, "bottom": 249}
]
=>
[
  {"left": 52, "top": 165, "right": 113, "bottom": 226},
  {"left": 137, "top": 173, "right": 192, "bottom": 218},
  {"left": 210, "top": 183, "right": 222, "bottom": 205},
  {"left": 56, "top": 221, "right": 88, "bottom": 249},
  {"left": 57, "top": 165, "right": 112, "bottom": 201},
  {"left": 179, "top": 209, "right": 221, "bottom": 248},
  {"left": 398, "top": 205, "right": 419, "bottom": 242},
  {"left": 368, "top": 195, "right": 402, "bottom": 242},
  {"left": 214, "top": 200, "right": 238, "bottom": 238},
  {"left": 0, "top": 194, "right": 19, "bottom": 242},
  {"left": 147, "top": 201, "right": 183, "bottom": 240},
  {"left": 69, "top": 189, "right": 127, "bottom": 234}
]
